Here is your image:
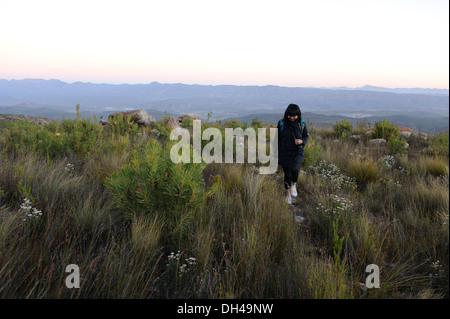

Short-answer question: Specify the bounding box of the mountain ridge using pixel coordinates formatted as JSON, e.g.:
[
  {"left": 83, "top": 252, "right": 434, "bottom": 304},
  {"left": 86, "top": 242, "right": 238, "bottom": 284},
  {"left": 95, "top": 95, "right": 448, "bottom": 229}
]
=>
[{"left": 1, "top": 79, "right": 448, "bottom": 123}]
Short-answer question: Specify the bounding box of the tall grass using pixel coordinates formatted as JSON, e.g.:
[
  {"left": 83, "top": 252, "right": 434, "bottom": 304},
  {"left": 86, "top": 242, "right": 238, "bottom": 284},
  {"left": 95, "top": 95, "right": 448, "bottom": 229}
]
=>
[{"left": 0, "top": 115, "right": 448, "bottom": 299}]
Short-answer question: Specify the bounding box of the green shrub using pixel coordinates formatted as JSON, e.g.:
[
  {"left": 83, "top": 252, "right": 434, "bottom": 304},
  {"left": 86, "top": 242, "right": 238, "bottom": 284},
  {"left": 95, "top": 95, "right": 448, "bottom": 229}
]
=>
[
  {"left": 61, "top": 116, "right": 102, "bottom": 157},
  {"left": 105, "top": 140, "right": 218, "bottom": 240},
  {"left": 333, "top": 119, "right": 353, "bottom": 138},
  {"left": 430, "top": 132, "right": 449, "bottom": 158},
  {"left": 387, "top": 136, "right": 407, "bottom": 154},
  {"left": 224, "top": 118, "right": 248, "bottom": 130},
  {"left": 149, "top": 117, "right": 171, "bottom": 141},
  {"left": 372, "top": 119, "right": 399, "bottom": 142},
  {"left": 179, "top": 115, "right": 194, "bottom": 130},
  {"left": 303, "top": 136, "right": 322, "bottom": 169},
  {"left": 2, "top": 120, "right": 66, "bottom": 159},
  {"left": 251, "top": 117, "right": 263, "bottom": 128},
  {"left": 0, "top": 106, "right": 110, "bottom": 160},
  {"left": 104, "top": 112, "right": 139, "bottom": 136}
]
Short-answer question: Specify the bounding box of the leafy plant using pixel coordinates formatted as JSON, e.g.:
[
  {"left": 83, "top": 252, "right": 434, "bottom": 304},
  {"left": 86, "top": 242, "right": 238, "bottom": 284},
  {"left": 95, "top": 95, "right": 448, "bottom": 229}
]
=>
[
  {"left": 251, "top": 117, "right": 263, "bottom": 128},
  {"left": 179, "top": 116, "right": 194, "bottom": 130},
  {"left": 387, "top": 136, "right": 407, "bottom": 154},
  {"left": 372, "top": 119, "right": 399, "bottom": 142},
  {"left": 61, "top": 105, "right": 102, "bottom": 156},
  {"left": 430, "top": 132, "right": 449, "bottom": 158},
  {"left": 105, "top": 140, "right": 218, "bottom": 240},
  {"left": 333, "top": 119, "right": 353, "bottom": 138},
  {"left": 303, "top": 136, "right": 322, "bottom": 169},
  {"left": 105, "top": 112, "right": 139, "bottom": 136},
  {"left": 223, "top": 118, "right": 249, "bottom": 130}
]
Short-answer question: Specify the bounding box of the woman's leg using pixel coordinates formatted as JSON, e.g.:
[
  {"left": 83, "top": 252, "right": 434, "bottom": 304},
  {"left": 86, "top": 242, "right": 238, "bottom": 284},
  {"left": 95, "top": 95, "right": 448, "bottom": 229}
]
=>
[
  {"left": 291, "top": 162, "right": 301, "bottom": 185},
  {"left": 290, "top": 162, "right": 301, "bottom": 196},
  {"left": 282, "top": 165, "right": 293, "bottom": 200},
  {"left": 282, "top": 165, "right": 293, "bottom": 190}
]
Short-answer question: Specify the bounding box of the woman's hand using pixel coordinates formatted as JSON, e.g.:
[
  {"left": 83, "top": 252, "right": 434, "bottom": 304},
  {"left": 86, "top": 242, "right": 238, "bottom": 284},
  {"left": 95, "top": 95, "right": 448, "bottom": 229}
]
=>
[{"left": 295, "top": 139, "right": 303, "bottom": 145}]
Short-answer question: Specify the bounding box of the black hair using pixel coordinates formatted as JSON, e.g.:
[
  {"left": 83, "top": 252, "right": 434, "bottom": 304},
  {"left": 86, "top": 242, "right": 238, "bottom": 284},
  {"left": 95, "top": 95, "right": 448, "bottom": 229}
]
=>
[{"left": 283, "top": 103, "right": 302, "bottom": 122}]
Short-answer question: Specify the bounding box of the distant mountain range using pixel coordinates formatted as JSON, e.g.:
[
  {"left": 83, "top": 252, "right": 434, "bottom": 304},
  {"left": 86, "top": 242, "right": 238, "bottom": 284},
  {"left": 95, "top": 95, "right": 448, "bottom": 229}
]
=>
[
  {"left": 317, "top": 85, "right": 449, "bottom": 96},
  {"left": 0, "top": 78, "right": 448, "bottom": 132}
]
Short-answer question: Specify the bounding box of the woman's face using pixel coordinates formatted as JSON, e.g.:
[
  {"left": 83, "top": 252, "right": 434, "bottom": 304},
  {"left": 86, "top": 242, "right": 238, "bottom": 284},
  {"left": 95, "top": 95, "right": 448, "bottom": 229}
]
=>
[{"left": 287, "top": 114, "right": 298, "bottom": 121}]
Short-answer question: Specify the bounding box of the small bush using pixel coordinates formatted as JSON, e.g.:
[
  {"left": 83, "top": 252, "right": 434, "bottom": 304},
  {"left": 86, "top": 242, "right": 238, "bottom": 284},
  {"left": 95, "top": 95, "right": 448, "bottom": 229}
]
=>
[
  {"left": 105, "top": 140, "right": 218, "bottom": 240},
  {"left": 104, "top": 113, "right": 139, "bottom": 136},
  {"left": 151, "top": 116, "right": 173, "bottom": 141},
  {"left": 179, "top": 116, "right": 194, "bottom": 130},
  {"left": 430, "top": 132, "right": 449, "bottom": 158},
  {"left": 303, "top": 136, "right": 322, "bottom": 169},
  {"left": 61, "top": 105, "right": 103, "bottom": 156},
  {"left": 251, "top": 117, "right": 263, "bottom": 128},
  {"left": 372, "top": 119, "right": 399, "bottom": 142},
  {"left": 333, "top": 119, "right": 353, "bottom": 139},
  {"left": 387, "top": 136, "right": 407, "bottom": 155},
  {"left": 223, "top": 118, "right": 249, "bottom": 130}
]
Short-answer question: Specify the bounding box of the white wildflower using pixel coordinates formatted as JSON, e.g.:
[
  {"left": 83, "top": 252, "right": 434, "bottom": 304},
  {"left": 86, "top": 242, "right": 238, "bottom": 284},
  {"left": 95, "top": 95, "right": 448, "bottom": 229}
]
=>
[
  {"left": 65, "top": 163, "right": 75, "bottom": 172},
  {"left": 19, "top": 198, "right": 43, "bottom": 221},
  {"left": 380, "top": 155, "right": 395, "bottom": 170},
  {"left": 309, "top": 160, "right": 356, "bottom": 190},
  {"left": 151, "top": 129, "right": 161, "bottom": 137}
]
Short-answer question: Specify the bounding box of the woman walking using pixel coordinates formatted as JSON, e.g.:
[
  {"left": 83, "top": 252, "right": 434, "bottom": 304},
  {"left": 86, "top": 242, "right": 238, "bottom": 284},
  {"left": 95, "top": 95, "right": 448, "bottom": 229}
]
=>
[{"left": 277, "top": 104, "right": 309, "bottom": 204}]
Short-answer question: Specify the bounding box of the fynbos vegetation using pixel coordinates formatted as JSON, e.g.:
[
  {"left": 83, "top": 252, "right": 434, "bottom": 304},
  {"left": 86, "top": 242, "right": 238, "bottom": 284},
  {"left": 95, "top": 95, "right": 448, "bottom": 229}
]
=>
[{"left": 0, "top": 108, "right": 448, "bottom": 299}]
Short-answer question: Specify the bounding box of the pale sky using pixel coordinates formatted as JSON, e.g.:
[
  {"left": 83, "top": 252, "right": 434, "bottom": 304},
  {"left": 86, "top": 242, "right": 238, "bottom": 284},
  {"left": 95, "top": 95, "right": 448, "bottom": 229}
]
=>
[{"left": 0, "top": 0, "right": 448, "bottom": 88}]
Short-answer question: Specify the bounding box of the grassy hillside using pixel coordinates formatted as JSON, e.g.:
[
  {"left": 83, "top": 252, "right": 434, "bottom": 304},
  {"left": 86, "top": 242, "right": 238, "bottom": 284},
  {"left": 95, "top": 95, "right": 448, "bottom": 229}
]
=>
[
  {"left": 0, "top": 113, "right": 448, "bottom": 299},
  {"left": 0, "top": 106, "right": 174, "bottom": 121}
]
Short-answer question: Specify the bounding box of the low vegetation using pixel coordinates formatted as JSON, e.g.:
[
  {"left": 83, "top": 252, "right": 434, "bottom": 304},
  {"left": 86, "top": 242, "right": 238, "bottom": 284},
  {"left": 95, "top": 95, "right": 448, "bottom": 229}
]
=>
[{"left": 0, "top": 109, "right": 448, "bottom": 298}]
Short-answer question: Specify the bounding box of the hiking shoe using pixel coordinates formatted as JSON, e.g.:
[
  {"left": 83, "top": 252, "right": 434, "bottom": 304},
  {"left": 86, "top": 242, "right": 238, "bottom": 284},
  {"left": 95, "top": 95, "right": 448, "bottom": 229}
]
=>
[
  {"left": 285, "top": 195, "right": 292, "bottom": 205},
  {"left": 291, "top": 185, "right": 298, "bottom": 197}
]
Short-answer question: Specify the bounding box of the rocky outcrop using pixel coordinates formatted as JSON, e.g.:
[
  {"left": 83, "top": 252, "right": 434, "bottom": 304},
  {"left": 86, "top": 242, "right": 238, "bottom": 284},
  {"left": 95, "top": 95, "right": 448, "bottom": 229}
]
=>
[
  {"left": 418, "top": 132, "right": 428, "bottom": 140},
  {"left": 399, "top": 127, "right": 413, "bottom": 139},
  {"left": 166, "top": 113, "right": 199, "bottom": 128},
  {"left": 108, "top": 109, "right": 155, "bottom": 127},
  {"left": 177, "top": 113, "right": 198, "bottom": 122},
  {"left": 400, "top": 131, "right": 412, "bottom": 138},
  {"left": 166, "top": 116, "right": 181, "bottom": 128}
]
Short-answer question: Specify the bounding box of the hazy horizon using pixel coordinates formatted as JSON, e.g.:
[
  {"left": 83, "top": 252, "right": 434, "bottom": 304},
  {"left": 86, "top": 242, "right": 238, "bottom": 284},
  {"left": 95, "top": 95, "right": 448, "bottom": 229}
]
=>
[
  {"left": 1, "top": 0, "right": 448, "bottom": 89},
  {"left": 1, "top": 77, "right": 449, "bottom": 91}
]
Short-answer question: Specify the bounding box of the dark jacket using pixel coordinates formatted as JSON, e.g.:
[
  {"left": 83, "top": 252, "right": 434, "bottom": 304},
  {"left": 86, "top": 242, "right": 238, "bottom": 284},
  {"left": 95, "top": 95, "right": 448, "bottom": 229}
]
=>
[{"left": 277, "top": 119, "right": 309, "bottom": 167}]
